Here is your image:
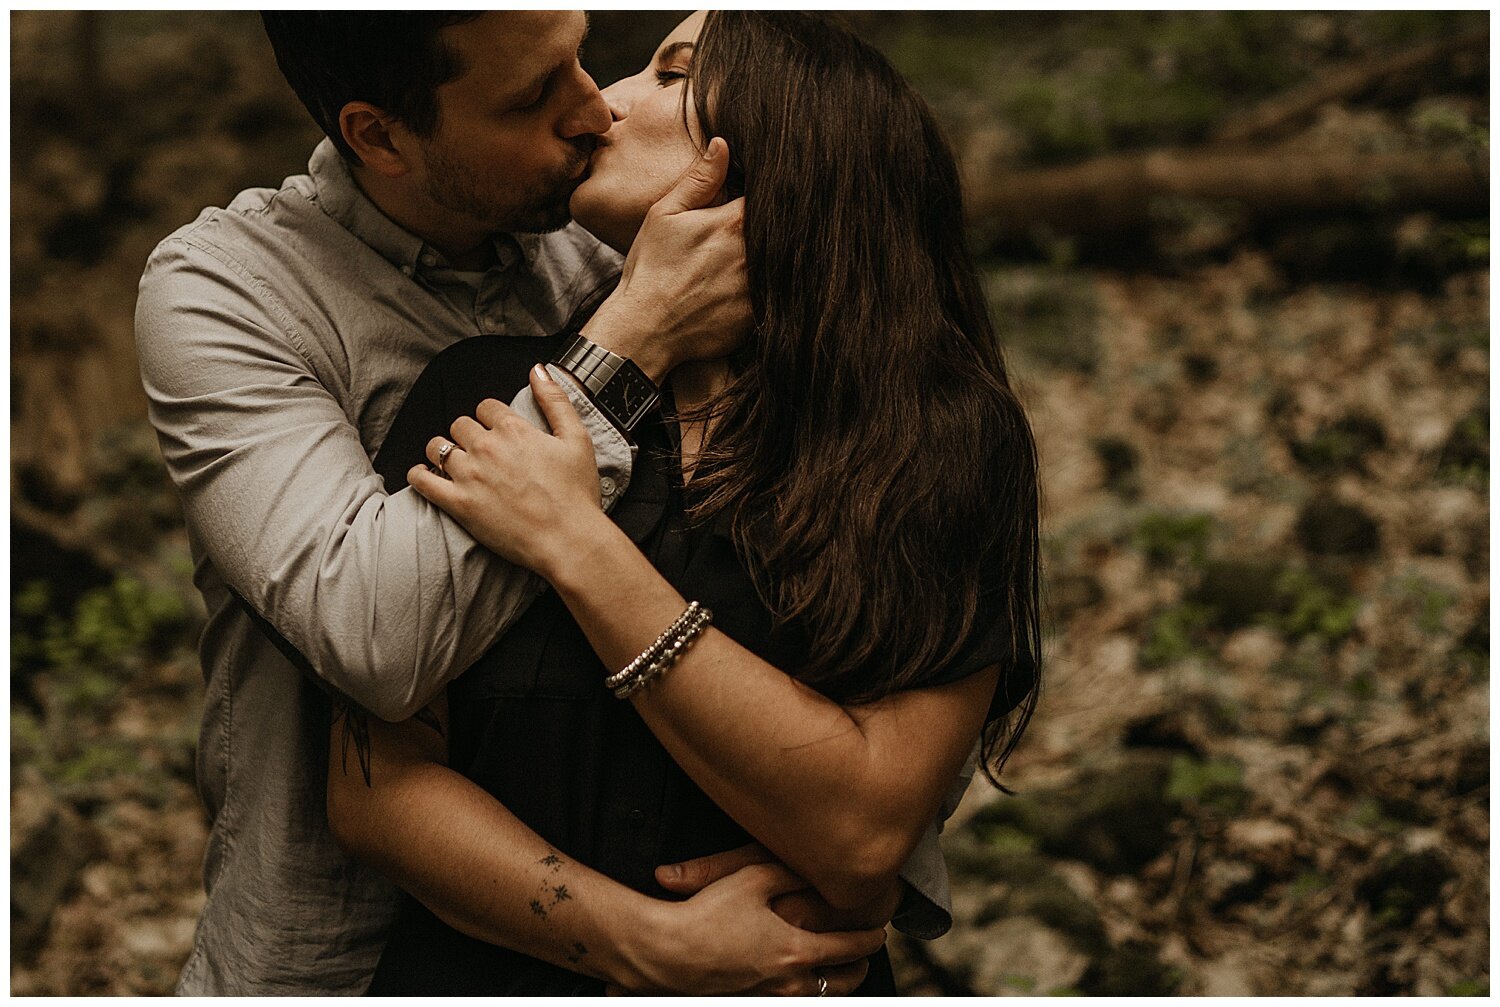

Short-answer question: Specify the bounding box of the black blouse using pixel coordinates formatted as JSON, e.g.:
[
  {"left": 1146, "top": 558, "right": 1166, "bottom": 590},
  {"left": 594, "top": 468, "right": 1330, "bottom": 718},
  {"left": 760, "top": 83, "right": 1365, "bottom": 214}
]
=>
[{"left": 363, "top": 333, "right": 1029, "bottom": 995}]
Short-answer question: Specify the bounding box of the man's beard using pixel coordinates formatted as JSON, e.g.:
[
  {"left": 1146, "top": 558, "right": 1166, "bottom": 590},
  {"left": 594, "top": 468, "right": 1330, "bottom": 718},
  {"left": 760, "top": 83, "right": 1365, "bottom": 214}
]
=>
[{"left": 421, "top": 141, "right": 590, "bottom": 236}]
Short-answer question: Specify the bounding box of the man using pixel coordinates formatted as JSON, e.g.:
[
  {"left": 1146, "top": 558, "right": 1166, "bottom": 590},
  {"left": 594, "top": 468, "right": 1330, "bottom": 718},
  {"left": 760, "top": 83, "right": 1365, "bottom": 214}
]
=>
[{"left": 136, "top": 12, "right": 962, "bottom": 995}]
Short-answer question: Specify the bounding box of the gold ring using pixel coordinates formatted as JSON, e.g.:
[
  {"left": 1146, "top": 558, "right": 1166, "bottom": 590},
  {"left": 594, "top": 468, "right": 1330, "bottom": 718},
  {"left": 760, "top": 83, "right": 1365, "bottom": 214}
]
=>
[{"left": 436, "top": 441, "right": 455, "bottom": 478}]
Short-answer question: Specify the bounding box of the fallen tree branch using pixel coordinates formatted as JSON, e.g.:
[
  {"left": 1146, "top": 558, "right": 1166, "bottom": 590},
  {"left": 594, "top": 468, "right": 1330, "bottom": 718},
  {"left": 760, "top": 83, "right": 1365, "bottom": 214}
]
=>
[
  {"left": 971, "top": 146, "right": 1487, "bottom": 241},
  {"left": 1213, "top": 29, "right": 1489, "bottom": 145}
]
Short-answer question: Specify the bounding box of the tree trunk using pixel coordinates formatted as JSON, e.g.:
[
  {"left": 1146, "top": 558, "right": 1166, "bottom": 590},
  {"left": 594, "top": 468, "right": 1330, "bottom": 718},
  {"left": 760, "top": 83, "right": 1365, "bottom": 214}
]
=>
[{"left": 972, "top": 147, "right": 1487, "bottom": 240}]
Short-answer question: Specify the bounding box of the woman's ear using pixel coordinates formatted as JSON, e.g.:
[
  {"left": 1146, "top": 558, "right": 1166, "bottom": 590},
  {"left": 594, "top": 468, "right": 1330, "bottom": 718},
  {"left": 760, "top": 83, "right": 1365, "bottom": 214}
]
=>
[{"left": 339, "top": 101, "right": 413, "bottom": 178}]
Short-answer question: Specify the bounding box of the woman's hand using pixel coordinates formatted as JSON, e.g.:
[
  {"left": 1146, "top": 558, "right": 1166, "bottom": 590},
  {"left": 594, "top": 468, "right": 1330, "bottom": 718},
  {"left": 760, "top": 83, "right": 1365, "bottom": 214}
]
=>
[{"left": 408, "top": 365, "right": 610, "bottom": 577}]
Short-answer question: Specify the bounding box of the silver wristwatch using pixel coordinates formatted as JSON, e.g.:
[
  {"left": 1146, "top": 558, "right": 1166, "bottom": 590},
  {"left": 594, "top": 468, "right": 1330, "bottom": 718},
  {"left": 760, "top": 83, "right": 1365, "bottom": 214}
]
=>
[{"left": 552, "top": 333, "right": 661, "bottom": 434}]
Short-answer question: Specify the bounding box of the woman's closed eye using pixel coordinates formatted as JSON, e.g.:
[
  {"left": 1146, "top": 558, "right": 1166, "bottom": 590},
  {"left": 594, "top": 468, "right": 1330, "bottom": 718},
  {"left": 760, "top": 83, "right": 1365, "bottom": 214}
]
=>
[{"left": 655, "top": 68, "right": 687, "bottom": 86}]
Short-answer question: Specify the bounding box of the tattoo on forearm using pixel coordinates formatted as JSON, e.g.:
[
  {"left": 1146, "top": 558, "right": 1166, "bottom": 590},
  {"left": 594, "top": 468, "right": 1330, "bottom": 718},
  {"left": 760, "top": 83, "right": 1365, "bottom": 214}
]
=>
[{"left": 530, "top": 848, "right": 590, "bottom": 967}]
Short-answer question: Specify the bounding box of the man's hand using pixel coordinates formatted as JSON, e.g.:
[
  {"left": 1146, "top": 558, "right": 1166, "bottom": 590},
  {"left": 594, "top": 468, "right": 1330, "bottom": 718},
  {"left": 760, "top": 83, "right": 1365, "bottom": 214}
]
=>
[
  {"left": 612, "top": 859, "right": 886, "bottom": 996},
  {"left": 581, "top": 137, "right": 751, "bottom": 382},
  {"left": 657, "top": 843, "right": 905, "bottom": 934}
]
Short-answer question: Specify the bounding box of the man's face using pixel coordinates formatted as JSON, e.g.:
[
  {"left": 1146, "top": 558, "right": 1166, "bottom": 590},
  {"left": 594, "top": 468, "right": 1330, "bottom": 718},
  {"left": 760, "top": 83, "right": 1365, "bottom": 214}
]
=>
[{"left": 409, "top": 12, "right": 611, "bottom": 235}]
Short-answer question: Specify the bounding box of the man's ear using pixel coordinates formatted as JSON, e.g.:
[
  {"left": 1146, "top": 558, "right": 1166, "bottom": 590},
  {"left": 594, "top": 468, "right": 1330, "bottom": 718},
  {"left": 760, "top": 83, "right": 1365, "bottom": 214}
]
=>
[{"left": 339, "top": 101, "right": 413, "bottom": 178}]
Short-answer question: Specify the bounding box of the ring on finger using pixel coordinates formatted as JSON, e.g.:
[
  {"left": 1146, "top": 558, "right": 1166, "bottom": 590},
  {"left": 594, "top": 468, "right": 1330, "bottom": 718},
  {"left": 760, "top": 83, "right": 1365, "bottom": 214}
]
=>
[
  {"left": 816, "top": 973, "right": 828, "bottom": 997},
  {"left": 435, "top": 440, "right": 456, "bottom": 478}
]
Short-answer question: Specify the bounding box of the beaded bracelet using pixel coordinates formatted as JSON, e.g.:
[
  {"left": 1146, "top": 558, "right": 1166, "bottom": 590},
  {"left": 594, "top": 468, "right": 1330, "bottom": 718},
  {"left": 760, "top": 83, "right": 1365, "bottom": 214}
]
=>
[
  {"left": 608, "top": 602, "right": 714, "bottom": 700},
  {"left": 603, "top": 601, "right": 705, "bottom": 691}
]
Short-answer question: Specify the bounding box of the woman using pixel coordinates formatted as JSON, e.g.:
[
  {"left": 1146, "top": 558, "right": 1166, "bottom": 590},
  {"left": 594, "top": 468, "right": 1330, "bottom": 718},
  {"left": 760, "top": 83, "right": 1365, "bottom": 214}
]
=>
[{"left": 328, "top": 11, "right": 1041, "bottom": 995}]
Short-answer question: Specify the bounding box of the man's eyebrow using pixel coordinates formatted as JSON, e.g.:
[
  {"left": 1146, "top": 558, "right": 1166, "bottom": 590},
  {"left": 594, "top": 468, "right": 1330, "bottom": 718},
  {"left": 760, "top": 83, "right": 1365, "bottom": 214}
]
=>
[
  {"left": 504, "top": 20, "right": 591, "bottom": 107},
  {"left": 658, "top": 41, "right": 695, "bottom": 63}
]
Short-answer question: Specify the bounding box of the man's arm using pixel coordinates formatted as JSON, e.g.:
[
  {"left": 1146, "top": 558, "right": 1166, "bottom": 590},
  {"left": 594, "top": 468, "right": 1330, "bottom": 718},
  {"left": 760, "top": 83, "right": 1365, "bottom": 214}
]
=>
[
  {"left": 134, "top": 237, "right": 626, "bottom": 720},
  {"left": 325, "top": 697, "right": 884, "bottom": 995},
  {"left": 135, "top": 143, "right": 747, "bottom": 720}
]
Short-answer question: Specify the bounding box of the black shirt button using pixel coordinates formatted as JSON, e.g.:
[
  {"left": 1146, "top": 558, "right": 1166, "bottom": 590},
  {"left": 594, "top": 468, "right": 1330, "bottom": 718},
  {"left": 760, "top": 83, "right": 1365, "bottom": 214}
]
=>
[{"left": 628, "top": 808, "right": 646, "bottom": 825}]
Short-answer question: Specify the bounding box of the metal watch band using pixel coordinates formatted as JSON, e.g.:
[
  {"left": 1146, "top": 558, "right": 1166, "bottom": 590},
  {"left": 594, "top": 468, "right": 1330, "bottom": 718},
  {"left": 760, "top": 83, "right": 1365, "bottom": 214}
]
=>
[{"left": 552, "top": 333, "right": 661, "bottom": 434}]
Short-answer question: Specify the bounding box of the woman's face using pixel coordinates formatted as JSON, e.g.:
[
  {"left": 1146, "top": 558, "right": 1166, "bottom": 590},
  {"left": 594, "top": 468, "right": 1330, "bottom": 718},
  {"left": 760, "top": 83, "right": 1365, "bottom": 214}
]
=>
[{"left": 569, "top": 11, "right": 708, "bottom": 252}]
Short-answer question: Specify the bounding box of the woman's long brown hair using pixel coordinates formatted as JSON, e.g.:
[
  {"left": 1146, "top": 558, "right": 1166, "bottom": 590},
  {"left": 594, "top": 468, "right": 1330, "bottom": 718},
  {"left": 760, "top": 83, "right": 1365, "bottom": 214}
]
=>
[{"left": 683, "top": 12, "right": 1042, "bottom": 785}]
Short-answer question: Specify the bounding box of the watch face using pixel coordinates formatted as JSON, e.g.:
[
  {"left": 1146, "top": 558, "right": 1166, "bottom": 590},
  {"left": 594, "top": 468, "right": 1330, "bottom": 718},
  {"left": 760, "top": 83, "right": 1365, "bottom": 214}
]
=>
[{"left": 615, "top": 369, "right": 655, "bottom": 415}]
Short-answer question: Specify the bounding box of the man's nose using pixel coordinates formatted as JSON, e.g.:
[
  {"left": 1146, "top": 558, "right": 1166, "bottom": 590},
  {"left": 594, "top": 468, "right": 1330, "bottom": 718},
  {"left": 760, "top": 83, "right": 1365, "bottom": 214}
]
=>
[{"left": 559, "top": 67, "right": 613, "bottom": 139}]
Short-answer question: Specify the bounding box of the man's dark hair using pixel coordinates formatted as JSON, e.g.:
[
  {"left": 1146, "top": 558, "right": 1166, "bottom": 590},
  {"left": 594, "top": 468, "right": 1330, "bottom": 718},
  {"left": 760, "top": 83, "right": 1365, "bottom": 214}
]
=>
[{"left": 261, "top": 12, "right": 482, "bottom": 163}]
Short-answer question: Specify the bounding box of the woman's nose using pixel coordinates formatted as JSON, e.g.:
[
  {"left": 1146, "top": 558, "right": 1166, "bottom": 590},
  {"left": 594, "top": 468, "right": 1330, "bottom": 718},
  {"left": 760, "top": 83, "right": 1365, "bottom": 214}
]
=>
[{"left": 601, "top": 73, "right": 648, "bottom": 122}]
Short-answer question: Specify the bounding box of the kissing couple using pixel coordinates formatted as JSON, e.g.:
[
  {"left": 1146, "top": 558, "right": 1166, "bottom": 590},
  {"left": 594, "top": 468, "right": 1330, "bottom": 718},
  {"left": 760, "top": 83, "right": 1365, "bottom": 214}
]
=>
[{"left": 136, "top": 11, "right": 1040, "bottom": 995}]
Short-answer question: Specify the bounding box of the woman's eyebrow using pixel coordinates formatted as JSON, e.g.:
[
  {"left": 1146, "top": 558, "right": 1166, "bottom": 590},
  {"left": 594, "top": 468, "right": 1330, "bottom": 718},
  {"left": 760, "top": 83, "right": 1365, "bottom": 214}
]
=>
[{"left": 657, "top": 41, "right": 696, "bottom": 63}]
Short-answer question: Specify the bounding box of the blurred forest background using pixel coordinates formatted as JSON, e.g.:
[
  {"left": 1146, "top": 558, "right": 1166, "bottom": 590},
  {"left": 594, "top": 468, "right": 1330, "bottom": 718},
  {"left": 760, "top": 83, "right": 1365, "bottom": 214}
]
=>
[{"left": 9, "top": 10, "right": 1489, "bottom": 996}]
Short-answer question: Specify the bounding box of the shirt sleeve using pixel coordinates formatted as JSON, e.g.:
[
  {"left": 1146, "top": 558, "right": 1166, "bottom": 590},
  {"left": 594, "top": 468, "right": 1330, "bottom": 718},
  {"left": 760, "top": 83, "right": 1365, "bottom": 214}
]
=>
[{"left": 135, "top": 236, "right": 632, "bottom": 721}]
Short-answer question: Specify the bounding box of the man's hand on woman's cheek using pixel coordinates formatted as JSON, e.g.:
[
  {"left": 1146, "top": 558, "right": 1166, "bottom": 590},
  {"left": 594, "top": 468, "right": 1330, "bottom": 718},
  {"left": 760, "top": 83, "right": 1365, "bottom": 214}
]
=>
[{"left": 582, "top": 137, "right": 751, "bottom": 383}]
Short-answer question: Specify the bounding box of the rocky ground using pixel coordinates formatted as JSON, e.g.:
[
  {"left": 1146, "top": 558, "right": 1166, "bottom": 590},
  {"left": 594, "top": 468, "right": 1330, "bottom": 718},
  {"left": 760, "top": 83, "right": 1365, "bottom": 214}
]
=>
[
  {"left": 11, "top": 10, "right": 1488, "bottom": 997},
  {"left": 13, "top": 256, "right": 1487, "bottom": 996},
  {"left": 890, "top": 257, "right": 1489, "bottom": 996}
]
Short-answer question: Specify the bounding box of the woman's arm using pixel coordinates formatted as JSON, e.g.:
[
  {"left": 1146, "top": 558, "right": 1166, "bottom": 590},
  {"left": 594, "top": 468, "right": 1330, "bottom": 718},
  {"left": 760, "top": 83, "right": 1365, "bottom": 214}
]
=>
[
  {"left": 326, "top": 697, "right": 886, "bottom": 994},
  {"left": 551, "top": 517, "right": 997, "bottom": 912},
  {"left": 407, "top": 369, "right": 1000, "bottom": 912}
]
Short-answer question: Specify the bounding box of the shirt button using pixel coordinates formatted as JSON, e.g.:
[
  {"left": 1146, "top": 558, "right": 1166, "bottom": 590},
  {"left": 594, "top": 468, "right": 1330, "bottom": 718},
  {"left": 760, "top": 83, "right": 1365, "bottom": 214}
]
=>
[
  {"left": 599, "top": 476, "right": 617, "bottom": 498},
  {"left": 420, "top": 252, "right": 438, "bottom": 267},
  {"left": 400, "top": 265, "right": 413, "bottom": 276},
  {"left": 628, "top": 809, "right": 645, "bottom": 825}
]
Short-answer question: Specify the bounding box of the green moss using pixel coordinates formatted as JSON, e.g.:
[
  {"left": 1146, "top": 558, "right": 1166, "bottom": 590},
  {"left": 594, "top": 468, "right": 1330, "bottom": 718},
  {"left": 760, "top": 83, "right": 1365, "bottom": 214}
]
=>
[
  {"left": 1133, "top": 512, "right": 1214, "bottom": 567},
  {"left": 986, "top": 268, "right": 1101, "bottom": 374},
  {"left": 1141, "top": 603, "right": 1216, "bottom": 667},
  {"left": 1447, "top": 980, "right": 1489, "bottom": 996},
  {"left": 1166, "top": 754, "right": 1248, "bottom": 814},
  {"left": 51, "top": 742, "right": 142, "bottom": 786},
  {"left": 18, "top": 574, "right": 190, "bottom": 680},
  {"left": 983, "top": 824, "right": 1041, "bottom": 855},
  {"left": 1347, "top": 797, "right": 1405, "bottom": 836},
  {"left": 1437, "top": 409, "right": 1488, "bottom": 487},
  {"left": 1288, "top": 871, "right": 1330, "bottom": 899},
  {"left": 11, "top": 709, "right": 47, "bottom": 764},
  {"left": 1275, "top": 569, "right": 1361, "bottom": 643}
]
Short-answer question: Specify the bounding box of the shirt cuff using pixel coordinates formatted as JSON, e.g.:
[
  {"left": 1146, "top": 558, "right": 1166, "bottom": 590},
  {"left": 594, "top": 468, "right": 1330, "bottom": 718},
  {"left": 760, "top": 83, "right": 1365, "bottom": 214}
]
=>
[
  {"left": 891, "top": 741, "right": 981, "bottom": 939},
  {"left": 892, "top": 820, "right": 955, "bottom": 940},
  {"left": 507, "top": 366, "right": 636, "bottom": 511}
]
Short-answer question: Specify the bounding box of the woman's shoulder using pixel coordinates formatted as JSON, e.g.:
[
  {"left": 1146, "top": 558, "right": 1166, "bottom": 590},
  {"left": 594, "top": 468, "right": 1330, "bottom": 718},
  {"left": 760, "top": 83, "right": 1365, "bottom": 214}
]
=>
[{"left": 426, "top": 332, "right": 571, "bottom": 385}]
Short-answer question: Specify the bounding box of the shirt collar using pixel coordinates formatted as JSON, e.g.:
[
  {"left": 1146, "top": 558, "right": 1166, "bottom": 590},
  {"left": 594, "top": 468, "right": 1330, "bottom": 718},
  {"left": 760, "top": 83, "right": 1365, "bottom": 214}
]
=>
[{"left": 309, "top": 138, "right": 538, "bottom": 277}]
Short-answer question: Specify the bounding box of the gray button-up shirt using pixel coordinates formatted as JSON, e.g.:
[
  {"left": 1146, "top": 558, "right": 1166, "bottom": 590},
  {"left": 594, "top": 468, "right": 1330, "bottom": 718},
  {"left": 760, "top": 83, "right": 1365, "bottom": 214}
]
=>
[{"left": 135, "top": 138, "right": 960, "bottom": 996}]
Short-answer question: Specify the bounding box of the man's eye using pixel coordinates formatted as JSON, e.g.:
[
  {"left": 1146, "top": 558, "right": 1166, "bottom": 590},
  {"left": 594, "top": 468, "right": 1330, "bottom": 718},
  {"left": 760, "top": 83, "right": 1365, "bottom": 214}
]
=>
[{"left": 654, "top": 69, "right": 686, "bottom": 86}]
